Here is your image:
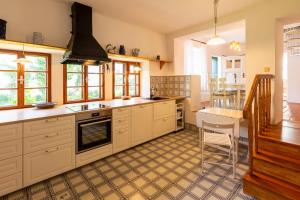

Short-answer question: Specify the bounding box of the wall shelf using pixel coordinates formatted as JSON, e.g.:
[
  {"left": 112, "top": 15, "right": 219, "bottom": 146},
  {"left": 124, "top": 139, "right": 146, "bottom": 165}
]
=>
[
  {"left": 0, "top": 39, "right": 66, "bottom": 54},
  {"left": 0, "top": 40, "right": 172, "bottom": 68},
  {"left": 108, "top": 53, "right": 172, "bottom": 69}
]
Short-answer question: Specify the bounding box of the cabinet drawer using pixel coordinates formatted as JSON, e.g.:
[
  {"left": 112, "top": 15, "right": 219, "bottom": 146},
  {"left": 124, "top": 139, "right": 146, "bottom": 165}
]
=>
[
  {"left": 154, "top": 100, "right": 175, "bottom": 119},
  {"left": 24, "top": 115, "right": 75, "bottom": 138},
  {"left": 113, "top": 129, "right": 131, "bottom": 153},
  {"left": 0, "top": 156, "right": 22, "bottom": 179},
  {"left": 113, "top": 107, "right": 130, "bottom": 118},
  {"left": 24, "top": 129, "right": 75, "bottom": 154},
  {"left": 0, "top": 123, "right": 22, "bottom": 143},
  {"left": 0, "top": 140, "right": 22, "bottom": 161},
  {"left": 154, "top": 116, "right": 175, "bottom": 137},
  {"left": 76, "top": 144, "right": 112, "bottom": 167},
  {"left": 23, "top": 143, "right": 75, "bottom": 187},
  {"left": 0, "top": 173, "right": 22, "bottom": 197}
]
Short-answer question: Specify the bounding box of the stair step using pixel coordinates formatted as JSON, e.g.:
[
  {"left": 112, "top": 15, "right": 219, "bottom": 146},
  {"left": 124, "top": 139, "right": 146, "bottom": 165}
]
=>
[
  {"left": 244, "top": 172, "right": 300, "bottom": 200},
  {"left": 253, "top": 153, "right": 300, "bottom": 187},
  {"left": 258, "top": 134, "right": 300, "bottom": 160}
]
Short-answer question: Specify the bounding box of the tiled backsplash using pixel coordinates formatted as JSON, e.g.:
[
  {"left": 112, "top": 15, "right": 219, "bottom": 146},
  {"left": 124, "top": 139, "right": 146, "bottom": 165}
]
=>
[{"left": 150, "top": 75, "right": 191, "bottom": 97}]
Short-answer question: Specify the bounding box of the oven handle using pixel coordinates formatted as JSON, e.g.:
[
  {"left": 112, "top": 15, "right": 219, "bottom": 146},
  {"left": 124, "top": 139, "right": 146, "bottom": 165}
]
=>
[{"left": 79, "top": 119, "right": 111, "bottom": 128}]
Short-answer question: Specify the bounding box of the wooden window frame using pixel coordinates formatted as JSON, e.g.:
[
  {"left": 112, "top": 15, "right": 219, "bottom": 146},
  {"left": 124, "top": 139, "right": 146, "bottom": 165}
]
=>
[
  {"left": 0, "top": 49, "right": 51, "bottom": 110},
  {"left": 112, "top": 61, "right": 141, "bottom": 99},
  {"left": 63, "top": 64, "right": 105, "bottom": 104}
]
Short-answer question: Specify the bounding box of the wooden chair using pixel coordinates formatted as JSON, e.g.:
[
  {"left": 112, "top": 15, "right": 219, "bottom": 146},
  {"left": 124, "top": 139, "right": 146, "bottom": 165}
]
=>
[{"left": 200, "top": 120, "right": 236, "bottom": 178}]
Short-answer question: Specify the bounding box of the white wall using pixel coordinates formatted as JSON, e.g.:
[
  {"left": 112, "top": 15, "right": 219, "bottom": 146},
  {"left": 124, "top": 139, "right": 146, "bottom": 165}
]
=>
[
  {"left": 0, "top": 0, "right": 169, "bottom": 104},
  {"left": 287, "top": 55, "right": 300, "bottom": 103}
]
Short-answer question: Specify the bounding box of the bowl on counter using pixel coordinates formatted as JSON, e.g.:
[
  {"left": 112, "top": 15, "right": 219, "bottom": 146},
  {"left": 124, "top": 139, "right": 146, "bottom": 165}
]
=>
[{"left": 32, "top": 102, "right": 56, "bottom": 109}]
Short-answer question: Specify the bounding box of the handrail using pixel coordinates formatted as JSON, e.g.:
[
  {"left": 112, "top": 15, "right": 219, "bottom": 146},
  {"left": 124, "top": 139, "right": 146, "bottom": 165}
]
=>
[{"left": 243, "top": 74, "right": 274, "bottom": 174}]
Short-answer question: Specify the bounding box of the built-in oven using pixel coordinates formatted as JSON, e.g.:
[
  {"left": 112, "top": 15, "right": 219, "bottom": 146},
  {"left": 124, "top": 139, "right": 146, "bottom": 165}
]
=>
[{"left": 75, "top": 109, "right": 112, "bottom": 154}]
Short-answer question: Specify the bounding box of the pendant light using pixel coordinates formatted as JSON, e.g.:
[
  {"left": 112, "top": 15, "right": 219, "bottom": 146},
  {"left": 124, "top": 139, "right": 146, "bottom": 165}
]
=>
[
  {"left": 14, "top": 44, "right": 32, "bottom": 65},
  {"left": 207, "top": 0, "right": 226, "bottom": 46}
]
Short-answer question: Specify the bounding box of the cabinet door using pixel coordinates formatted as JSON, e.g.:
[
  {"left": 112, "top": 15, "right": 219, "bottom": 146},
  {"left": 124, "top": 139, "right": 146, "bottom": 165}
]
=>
[
  {"left": 0, "top": 173, "right": 22, "bottom": 197},
  {"left": 0, "top": 123, "right": 22, "bottom": 143},
  {"left": 153, "top": 100, "right": 175, "bottom": 119},
  {"left": 131, "top": 104, "right": 153, "bottom": 145},
  {"left": 23, "top": 143, "right": 75, "bottom": 187},
  {"left": 153, "top": 116, "right": 176, "bottom": 138},
  {"left": 113, "top": 127, "right": 131, "bottom": 153}
]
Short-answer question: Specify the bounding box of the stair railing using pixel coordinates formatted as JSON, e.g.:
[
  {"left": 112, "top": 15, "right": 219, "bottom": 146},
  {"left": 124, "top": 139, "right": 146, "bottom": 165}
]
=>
[{"left": 243, "top": 74, "right": 273, "bottom": 174}]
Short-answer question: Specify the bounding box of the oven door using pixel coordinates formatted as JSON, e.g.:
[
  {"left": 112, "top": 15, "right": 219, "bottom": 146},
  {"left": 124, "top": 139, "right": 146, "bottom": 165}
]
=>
[{"left": 76, "top": 117, "right": 111, "bottom": 153}]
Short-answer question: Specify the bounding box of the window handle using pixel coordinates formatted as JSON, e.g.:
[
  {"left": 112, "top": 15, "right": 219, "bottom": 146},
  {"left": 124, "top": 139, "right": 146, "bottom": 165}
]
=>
[{"left": 18, "top": 76, "right": 24, "bottom": 85}]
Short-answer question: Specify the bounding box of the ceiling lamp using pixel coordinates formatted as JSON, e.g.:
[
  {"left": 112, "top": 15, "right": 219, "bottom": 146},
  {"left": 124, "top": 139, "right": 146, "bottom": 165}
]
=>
[
  {"left": 230, "top": 41, "right": 241, "bottom": 51},
  {"left": 207, "top": 0, "right": 226, "bottom": 46},
  {"left": 14, "top": 44, "right": 32, "bottom": 65}
]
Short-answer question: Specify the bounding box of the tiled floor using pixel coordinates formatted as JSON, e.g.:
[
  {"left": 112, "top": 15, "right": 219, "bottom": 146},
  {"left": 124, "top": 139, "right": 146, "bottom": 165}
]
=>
[{"left": 1, "top": 131, "right": 254, "bottom": 200}]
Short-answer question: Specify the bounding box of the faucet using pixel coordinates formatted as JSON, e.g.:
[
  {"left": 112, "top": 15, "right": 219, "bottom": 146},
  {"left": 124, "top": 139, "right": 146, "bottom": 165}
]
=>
[{"left": 150, "top": 86, "right": 157, "bottom": 99}]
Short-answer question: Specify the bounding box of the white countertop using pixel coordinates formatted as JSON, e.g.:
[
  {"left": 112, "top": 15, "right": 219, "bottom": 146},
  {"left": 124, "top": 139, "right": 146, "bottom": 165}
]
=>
[
  {"left": 198, "top": 107, "right": 243, "bottom": 119},
  {"left": 0, "top": 97, "right": 185, "bottom": 125}
]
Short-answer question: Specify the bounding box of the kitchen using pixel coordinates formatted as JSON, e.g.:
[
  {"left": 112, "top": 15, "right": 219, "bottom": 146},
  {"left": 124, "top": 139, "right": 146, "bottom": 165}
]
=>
[{"left": 1, "top": 0, "right": 299, "bottom": 200}]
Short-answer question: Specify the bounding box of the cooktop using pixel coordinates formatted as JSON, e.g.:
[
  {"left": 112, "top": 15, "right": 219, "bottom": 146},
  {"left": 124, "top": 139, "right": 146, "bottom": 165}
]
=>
[{"left": 66, "top": 103, "right": 110, "bottom": 112}]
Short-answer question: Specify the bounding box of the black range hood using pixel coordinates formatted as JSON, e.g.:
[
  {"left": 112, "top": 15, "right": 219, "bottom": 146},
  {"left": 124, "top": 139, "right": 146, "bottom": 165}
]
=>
[{"left": 61, "top": 2, "right": 111, "bottom": 65}]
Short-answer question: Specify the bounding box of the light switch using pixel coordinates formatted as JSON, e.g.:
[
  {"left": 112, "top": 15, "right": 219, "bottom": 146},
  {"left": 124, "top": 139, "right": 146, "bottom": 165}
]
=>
[{"left": 264, "top": 66, "right": 271, "bottom": 73}]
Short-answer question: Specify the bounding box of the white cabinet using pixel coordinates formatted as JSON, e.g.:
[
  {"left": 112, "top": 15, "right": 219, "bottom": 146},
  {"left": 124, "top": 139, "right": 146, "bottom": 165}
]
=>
[
  {"left": 0, "top": 173, "right": 22, "bottom": 197},
  {"left": 23, "top": 115, "right": 75, "bottom": 187},
  {"left": 153, "top": 100, "right": 176, "bottom": 138},
  {"left": 131, "top": 104, "right": 153, "bottom": 145},
  {"left": 23, "top": 143, "right": 75, "bottom": 187},
  {"left": 0, "top": 123, "right": 23, "bottom": 196},
  {"left": 112, "top": 107, "right": 131, "bottom": 153},
  {"left": 153, "top": 116, "right": 175, "bottom": 137},
  {"left": 153, "top": 100, "right": 175, "bottom": 119}
]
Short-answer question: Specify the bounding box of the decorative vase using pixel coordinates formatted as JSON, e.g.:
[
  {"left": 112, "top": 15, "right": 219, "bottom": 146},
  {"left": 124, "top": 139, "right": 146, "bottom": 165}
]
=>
[
  {"left": 0, "top": 19, "right": 7, "bottom": 39},
  {"left": 119, "top": 45, "right": 126, "bottom": 55},
  {"left": 132, "top": 48, "right": 140, "bottom": 57}
]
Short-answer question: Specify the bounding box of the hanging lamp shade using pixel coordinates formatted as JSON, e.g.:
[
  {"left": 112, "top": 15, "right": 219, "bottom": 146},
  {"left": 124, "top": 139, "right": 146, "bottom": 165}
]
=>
[
  {"left": 207, "top": 0, "right": 226, "bottom": 46},
  {"left": 207, "top": 35, "right": 226, "bottom": 45},
  {"left": 14, "top": 44, "right": 32, "bottom": 65}
]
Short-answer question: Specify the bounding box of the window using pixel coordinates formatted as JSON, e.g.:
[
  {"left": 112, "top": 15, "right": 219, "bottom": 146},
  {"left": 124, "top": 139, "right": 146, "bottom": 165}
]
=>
[
  {"left": 113, "top": 61, "right": 140, "bottom": 98},
  {"left": 64, "top": 64, "right": 104, "bottom": 103},
  {"left": 0, "top": 50, "right": 51, "bottom": 109}
]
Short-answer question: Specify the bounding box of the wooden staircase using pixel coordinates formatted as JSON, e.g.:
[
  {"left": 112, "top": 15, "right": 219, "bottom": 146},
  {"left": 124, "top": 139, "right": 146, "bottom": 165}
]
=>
[{"left": 243, "top": 74, "right": 300, "bottom": 200}]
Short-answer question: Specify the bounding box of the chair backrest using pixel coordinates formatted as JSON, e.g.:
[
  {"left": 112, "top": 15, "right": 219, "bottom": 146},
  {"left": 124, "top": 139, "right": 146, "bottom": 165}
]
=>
[{"left": 201, "top": 120, "right": 235, "bottom": 136}]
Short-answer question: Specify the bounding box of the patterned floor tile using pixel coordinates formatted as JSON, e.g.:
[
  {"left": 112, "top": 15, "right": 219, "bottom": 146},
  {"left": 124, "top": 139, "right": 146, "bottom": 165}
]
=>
[{"left": 0, "top": 130, "right": 254, "bottom": 200}]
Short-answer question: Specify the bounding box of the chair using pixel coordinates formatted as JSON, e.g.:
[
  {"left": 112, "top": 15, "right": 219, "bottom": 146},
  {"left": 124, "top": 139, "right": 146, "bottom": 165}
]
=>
[
  {"left": 209, "top": 77, "right": 235, "bottom": 108},
  {"left": 200, "top": 120, "right": 236, "bottom": 178}
]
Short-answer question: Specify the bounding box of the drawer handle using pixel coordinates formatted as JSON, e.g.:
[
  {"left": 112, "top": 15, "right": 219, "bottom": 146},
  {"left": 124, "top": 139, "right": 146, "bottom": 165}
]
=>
[
  {"left": 45, "top": 147, "right": 59, "bottom": 153},
  {"left": 45, "top": 118, "right": 58, "bottom": 123},
  {"left": 163, "top": 118, "right": 167, "bottom": 122},
  {"left": 139, "top": 105, "right": 144, "bottom": 108},
  {"left": 118, "top": 130, "right": 124, "bottom": 134},
  {"left": 118, "top": 119, "right": 123, "bottom": 123},
  {"left": 45, "top": 133, "right": 58, "bottom": 138}
]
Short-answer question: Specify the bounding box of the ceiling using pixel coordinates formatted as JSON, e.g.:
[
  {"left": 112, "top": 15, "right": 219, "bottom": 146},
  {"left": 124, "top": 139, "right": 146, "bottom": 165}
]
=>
[{"left": 55, "top": 0, "right": 261, "bottom": 34}]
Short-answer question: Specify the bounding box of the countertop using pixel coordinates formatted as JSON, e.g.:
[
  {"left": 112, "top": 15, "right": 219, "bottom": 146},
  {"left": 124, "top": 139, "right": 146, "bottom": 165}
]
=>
[{"left": 0, "top": 96, "right": 185, "bottom": 125}]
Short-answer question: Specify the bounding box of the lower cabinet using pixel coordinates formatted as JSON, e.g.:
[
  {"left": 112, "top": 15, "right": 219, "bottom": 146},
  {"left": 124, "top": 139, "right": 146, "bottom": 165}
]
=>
[
  {"left": 153, "top": 116, "right": 176, "bottom": 138},
  {"left": 0, "top": 173, "right": 22, "bottom": 197},
  {"left": 113, "top": 128, "right": 131, "bottom": 153},
  {"left": 23, "top": 143, "right": 75, "bottom": 187},
  {"left": 131, "top": 104, "right": 153, "bottom": 146}
]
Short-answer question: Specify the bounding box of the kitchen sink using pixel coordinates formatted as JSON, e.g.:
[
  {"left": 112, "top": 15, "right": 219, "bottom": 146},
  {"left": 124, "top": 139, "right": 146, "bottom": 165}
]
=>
[{"left": 143, "top": 96, "right": 170, "bottom": 100}]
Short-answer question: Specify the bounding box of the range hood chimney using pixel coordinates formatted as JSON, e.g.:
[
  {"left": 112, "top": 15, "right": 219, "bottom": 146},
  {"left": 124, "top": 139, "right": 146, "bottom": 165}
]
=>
[{"left": 61, "top": 2, "right": 111, "bottom": 65}]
